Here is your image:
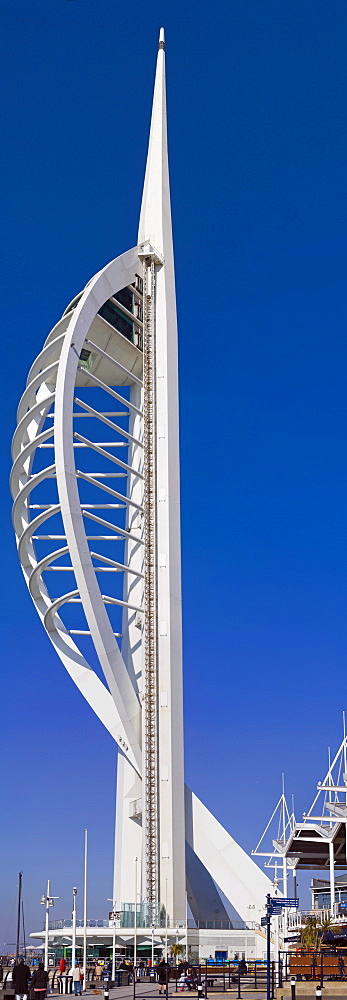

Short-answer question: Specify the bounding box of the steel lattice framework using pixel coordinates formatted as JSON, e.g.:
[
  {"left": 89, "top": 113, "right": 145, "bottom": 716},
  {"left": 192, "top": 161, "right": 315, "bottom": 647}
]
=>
[{"left": 142, "top": 256, "right": 159, "bottom": 912}]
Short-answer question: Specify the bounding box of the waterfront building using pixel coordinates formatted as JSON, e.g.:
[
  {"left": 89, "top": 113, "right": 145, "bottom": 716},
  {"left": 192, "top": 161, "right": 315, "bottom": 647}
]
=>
[
  {"left": 258, "top": 727, "right": 347, "bottom": 949},
  {"left": 311, "top": 875, "right": 347, "bottom": 914}
]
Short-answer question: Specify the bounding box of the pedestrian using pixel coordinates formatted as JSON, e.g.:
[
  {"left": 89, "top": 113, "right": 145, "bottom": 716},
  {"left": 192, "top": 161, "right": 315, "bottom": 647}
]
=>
[
  {"left": 139, "top": 960, "right": 145, "bottom": 977},
  {"left": 71, "top": 964, "right": 83, "bottom": 996},
  {"left": 95, "top": 963, "right": 102, "bottom": 982},
  {"left": 156, "top": 959, "right": 168, "bottom": 995},
  {"left": 12, "top": 957, "right": 31, "bottom": 1000},
  {"left": 31, "top": 962, "right": 49, "bottom": 1000}
]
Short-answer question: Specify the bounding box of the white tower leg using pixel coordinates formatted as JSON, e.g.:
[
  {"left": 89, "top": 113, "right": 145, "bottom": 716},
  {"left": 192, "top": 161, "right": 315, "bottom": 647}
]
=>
[{"left": 114, "top": 754, "right": 142, "bottom": 910}]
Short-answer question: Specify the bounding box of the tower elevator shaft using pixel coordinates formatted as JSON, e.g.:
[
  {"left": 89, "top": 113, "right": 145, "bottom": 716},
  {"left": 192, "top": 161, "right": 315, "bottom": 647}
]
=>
[{"left": 142, "top": 255, "right": 159, "bottom": 917}]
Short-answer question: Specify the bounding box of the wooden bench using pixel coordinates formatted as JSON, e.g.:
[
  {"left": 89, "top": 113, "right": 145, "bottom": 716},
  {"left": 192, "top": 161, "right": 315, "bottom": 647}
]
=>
[
  {"left": 320, "top": 956, "right": 341, "bottom": 979},
  {"left": 289, "top": 958, "right": 314, "bottom": 980}
]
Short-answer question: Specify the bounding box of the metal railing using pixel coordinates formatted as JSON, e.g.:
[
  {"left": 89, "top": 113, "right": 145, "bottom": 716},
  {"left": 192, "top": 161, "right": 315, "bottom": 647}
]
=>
[
  {"left": 145, "top": 962, "right": 275, "bottom": 998},
  {"left": 49, "top": 919, "right": 109, "bottom": 929},
  {"left": 279, "top": 949, "right": 347, "bottom": 986},
  {"left": 287, "top": 907, "right": 347, "bottom": 929},
  {"left": 0, "top": 962, "right": 279, "bottom": 998},
  {"left": 48, "top": 917, "right": 259, "bottom": 931}
]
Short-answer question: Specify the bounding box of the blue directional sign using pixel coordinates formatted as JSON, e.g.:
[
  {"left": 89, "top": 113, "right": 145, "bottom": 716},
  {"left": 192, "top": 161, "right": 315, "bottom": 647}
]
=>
[
  {"left": 270, "top": 898, "right": 299, "bottom": 908},
  {"left": 261, "top": 917, "right": 268, "bottom": 927}
]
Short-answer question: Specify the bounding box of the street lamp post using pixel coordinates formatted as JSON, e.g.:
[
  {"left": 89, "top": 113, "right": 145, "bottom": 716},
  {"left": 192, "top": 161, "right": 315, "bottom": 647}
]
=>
[
  {"left": 72, "top": 888, "right": 77, "bottom": 969},
  {"left": 165, "top": 879, "right": 168, "bottom": 963},
  {"left": 112, "top": 909, "right": 116, "bottom": 983},
  {"left": 40, "top": 880, "right": 59, "bottom": 971},
  {"left": 185, "top": 891, "right": 188, "bottom": 963},
  {"left": 151, "top": 925, "right": 155, "bottom": 968},
  {"left": 83, "top": 832, "right": 88, "bottom": 993},
  {"left": 134, "top": 858, "right": 138, "bottom": 972},
  {"left": 107, "top": 899, "right": 117, "bottom": 982}
]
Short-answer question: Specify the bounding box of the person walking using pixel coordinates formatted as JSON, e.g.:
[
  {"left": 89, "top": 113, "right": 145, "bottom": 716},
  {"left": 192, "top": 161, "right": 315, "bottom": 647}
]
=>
[
  {"left": 71, "top": 964, "right": 83, "bottom": 996},
  {"left": 31, "top": 962, "right": 48, "bottom": 1000},
  {"left": 12, "top": 957, "right": 31, "bottom": 1000}
]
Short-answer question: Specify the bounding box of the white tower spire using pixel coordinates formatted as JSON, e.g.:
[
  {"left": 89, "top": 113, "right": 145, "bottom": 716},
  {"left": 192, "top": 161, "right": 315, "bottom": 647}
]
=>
[
  {"left": 138, "top": 28, "right": 172, "bottom": 259},
  {"left": 139, "top": 25, "right": 186, "bottom": 921}
]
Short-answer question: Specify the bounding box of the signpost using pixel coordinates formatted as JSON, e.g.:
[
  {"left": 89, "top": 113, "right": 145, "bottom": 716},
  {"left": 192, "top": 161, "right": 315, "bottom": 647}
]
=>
[
  {"left": 265, "top": 895, "right": 300, "bottom": 1000},
  {"left": 270, "top": 898, "right": 299, "bottom": 908},
  {"left": 266, "top": 894, "right": 271, "bottom": 1000}
]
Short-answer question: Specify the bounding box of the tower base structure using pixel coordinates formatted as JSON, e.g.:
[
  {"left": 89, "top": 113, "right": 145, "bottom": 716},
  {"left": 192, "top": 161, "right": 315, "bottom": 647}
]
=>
[
  {"left": 30, "top": 921, "right": 271, "bottom": 964},
  {"left": 114, "top": 755, "right": 273, "bottom": 929}
]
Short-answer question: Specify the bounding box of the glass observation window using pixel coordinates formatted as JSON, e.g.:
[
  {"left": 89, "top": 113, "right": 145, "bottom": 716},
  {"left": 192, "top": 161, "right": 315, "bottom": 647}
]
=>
[
  {"left": 113, "top": 286, "right": 133, "bottom": 312},
  {"left": 79, "top": 347, "right": 93, "bottom": 371},
  {"left": 98, "top": 299, "right": 134, "bottom": 342}
]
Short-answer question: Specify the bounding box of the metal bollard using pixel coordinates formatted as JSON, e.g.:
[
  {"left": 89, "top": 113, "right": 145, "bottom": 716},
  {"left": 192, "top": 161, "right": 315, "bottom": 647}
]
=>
[
  {"left": 104, "top": 989, "right": 109, "bottom": 1000},
  {"left": 316, "top": 988, "right": 323, "bottom": 1000},
  {"left": 197, "top": 984, "right": 204, "bottom": 1000},
  {"left": 290, "top": 977, "right": 296, "bottom": 1000}
]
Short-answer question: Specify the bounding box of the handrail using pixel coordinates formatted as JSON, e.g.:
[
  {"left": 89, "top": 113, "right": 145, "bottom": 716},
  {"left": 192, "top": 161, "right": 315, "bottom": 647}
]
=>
[{"left": 47, "top": 916, "right": 257, "bottom": 931}]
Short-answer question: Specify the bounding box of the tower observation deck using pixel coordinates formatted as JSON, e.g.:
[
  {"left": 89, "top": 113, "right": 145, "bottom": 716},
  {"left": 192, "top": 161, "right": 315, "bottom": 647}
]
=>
[{"left": 11, "top": 29, "right": 274, "bottom": 928}]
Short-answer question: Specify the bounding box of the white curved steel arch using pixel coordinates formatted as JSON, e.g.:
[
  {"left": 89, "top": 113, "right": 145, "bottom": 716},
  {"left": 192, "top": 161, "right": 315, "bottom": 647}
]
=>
[
  {"left": 27, "top": 333, "right": 66, "bottom": 386},
  {"left": 17, "top": 362, "right": 60, "bottom": 421},
  {"left": 54, "top": 248, "right": 143, "bottom": 763},
  {"left": 11, "top": 244, "right": 146, "bottom": 775}
]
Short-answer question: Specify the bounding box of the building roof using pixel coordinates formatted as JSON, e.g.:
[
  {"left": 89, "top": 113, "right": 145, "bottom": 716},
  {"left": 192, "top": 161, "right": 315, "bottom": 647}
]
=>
[
  {"left": 276, "top": 820, "right": 347, "bottom": 871},
  {"left": 312, "top": 874, "right": 347, "bottom": 889}
]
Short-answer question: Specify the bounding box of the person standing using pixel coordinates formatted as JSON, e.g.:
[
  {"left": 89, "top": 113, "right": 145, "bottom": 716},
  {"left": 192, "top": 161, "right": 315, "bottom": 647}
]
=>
[
  {"left": 71, "top": 964, "right": 83, "bottom": 996},
  {"left": 12, "top": 957, "right": 31, "bottom": 1000},
  {"left": 31, "top": 962, "right": 48, "bottom": 1000},
  {"left": 156, "top": 959, "right": 168, "bottom": 996}
]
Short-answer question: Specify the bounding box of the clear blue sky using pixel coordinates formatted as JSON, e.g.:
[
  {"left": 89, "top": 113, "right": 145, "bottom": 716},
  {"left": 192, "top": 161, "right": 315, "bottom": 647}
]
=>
[{"left": 1, "top": 0, "right": 347, "bottom": 946}]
